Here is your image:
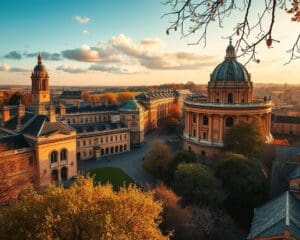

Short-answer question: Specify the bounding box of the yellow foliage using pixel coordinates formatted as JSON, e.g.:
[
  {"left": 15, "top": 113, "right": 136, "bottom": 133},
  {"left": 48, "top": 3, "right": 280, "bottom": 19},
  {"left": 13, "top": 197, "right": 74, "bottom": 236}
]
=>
[{"left": 0, "top": 176, "right": 169, "bottom": 240}]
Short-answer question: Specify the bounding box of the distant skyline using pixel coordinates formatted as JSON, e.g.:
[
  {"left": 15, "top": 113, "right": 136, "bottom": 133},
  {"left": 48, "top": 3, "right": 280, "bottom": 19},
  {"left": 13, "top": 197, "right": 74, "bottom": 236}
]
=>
[{"left": 0, "top": 0, "right": 299, "bottom": 86}]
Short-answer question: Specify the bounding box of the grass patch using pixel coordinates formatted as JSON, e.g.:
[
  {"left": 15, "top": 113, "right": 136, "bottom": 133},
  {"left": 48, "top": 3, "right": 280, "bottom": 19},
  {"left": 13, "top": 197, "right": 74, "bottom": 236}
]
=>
[{"left": 89, "top": 167, "right": 135, "bottom": 190}]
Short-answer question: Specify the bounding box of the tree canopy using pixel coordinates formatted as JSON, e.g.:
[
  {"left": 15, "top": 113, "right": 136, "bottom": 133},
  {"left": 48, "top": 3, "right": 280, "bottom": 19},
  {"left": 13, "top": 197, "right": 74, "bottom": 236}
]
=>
[
  {"left": 215, "top": 153, "right": 269, "bottom": 226},
  {"left": 224, "top": 121, "right": 265, "bottom": 158},
  {"left": 0, "top": 177, "right": 169, "bottom": 240},
  {"left": 173, "top": 163, "right": 224, "bottom": 207}
]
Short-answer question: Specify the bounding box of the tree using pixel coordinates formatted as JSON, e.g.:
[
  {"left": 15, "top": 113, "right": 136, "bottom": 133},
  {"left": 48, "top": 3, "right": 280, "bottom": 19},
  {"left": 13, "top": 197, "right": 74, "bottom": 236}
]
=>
[
  {"left": 173, "top": 163, "right": 224, "bottom": 207},
  {"left": 163, "top": 0, "right": 300, "bottom": 64},
  {"left": 215, "top": 153, "right": 269, "bottom": 227},
  {"left": 101, "top": 92, "right": 118, "bottom": 104},
  {"left": 7, "top": 92, "right": 31, "bottom": 106},
  {"left": 188, "top": 206, "right": 241, "bottom": 240},
  {"left": 163, "top": 103, "right": 181, "bottom": 132},
  {"left": 0, "top": 176, "right": 169, "bottom": 240},
  {"left": 224, "top": 121, "right": 265, "bottom": 158},
  {"left": 152, "top": 183, "right": 192, "bottom": 240},
  {"left": 81, "top": 91, "right": 91, "bottom": 102},
  {"left": 90, "top": 95, "right": 101, "bottom": 104},
  {"left": 144, "top": 139, "right": 174, "bottom": 179},
  {"left": 117, "top": 91, "right": 134, "bottom": 103}
]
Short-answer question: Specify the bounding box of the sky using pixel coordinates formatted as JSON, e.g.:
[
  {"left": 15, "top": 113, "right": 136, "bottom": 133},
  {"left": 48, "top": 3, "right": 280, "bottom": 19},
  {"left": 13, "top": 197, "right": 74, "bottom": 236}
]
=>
[{"left": 0, "top": 0, "right": 299, "bottom": 86}]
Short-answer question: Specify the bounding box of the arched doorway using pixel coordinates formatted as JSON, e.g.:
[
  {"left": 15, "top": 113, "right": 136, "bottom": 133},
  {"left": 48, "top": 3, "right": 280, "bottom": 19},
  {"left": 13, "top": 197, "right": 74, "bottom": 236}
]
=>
[
  {"left": 61, "top": 167, "right": 68, "bottom": 181},
  {"left": 51, "top": 169, "right": 59, "bottom": 183}
]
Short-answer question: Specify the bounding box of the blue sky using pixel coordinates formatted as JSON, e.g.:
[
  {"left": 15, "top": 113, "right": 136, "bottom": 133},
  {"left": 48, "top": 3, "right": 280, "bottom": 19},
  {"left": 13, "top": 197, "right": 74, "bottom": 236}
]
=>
[{"left": 0, "top": 0, "right": 299, "bottom": 86}]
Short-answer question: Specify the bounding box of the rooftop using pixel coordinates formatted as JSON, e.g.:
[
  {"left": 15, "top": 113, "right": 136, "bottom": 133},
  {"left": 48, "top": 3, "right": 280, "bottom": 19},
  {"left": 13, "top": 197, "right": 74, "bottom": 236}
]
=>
[{"left": 249, "top": 191, "right": 300, "bottom": 239}]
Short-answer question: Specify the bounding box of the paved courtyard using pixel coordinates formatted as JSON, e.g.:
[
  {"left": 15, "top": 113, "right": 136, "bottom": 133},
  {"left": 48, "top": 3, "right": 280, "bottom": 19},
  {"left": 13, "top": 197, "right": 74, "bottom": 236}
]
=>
[{"left": 78, "top": 130, "right": 178, "bottom": 187}]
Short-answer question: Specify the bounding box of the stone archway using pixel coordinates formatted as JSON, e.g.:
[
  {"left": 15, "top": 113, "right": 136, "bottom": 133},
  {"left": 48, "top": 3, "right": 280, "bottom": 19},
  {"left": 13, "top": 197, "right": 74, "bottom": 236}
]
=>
[{"left": 61, "top": 167, "right": 68, "bottom": 181}]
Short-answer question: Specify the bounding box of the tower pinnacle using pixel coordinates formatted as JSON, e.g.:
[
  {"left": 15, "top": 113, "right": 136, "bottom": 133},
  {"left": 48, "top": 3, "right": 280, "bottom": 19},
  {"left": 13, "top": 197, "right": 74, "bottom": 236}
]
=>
[{"left": 38, "top": 52, "right": 42, "bottom": 64}]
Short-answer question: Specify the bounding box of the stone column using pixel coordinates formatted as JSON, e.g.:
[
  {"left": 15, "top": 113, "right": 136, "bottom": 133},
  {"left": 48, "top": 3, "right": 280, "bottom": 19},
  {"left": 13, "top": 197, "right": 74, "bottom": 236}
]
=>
[
  {"left": 209, "top": 114, "right": 213, "bottom": 142},
  {"left": 196, "top": 113, "right": 200, "bottom": 140},
  {"left": 219, "top": 115, "right": 224, "bottom": 142}
]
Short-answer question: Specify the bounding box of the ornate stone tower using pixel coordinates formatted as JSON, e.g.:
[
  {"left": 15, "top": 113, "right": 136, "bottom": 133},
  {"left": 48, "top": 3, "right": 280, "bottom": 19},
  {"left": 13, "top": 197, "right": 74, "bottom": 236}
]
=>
[{"left": 31, "top": 53, "right": 50, "bottom": 114}]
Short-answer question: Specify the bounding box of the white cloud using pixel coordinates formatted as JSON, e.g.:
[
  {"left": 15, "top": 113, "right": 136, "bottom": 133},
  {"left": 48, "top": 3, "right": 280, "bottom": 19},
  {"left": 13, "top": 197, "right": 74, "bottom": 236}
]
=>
[
  {"left": 62, "top": 44, "right": 100, "bottom": 62},
  {"left": 57, "top": 65, "right": 87, "bottom": 73},
  {"left": 89, "top": 64, "right": 141, "bottom": 74},
  {"left": 61, "top": 34, "right": 216, "bottom": 70},
  {"left": 0, "top": 63, "right": 10, "bottom": 71},
  {"left": 0, "top": 63, "right": 31, "bottom": 73},
  {"left": 74, "top": 16, "right": 90, "bottom": 24}
]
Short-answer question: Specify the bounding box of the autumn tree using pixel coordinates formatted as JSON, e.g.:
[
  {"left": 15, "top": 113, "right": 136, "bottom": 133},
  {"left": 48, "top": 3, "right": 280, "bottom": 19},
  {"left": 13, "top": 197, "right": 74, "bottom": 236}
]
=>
[
  {"left": 163, "top": 103, "right": 181, "bottom": 132},
  {"left": 90, "top": 95, "right": 101, "bottom": 104},
  {"left": 144, "top": 139, "right": 174, "bottom": 179},
  {"left": 173, "top": 163, "right": 224, "bottom": 207},
  {"left": 117, "top": 91, "right": 134, "bottom": 103},
  {"left": 224, "top": 121, "right": 265, "bottom": 158},
  {"left": 152, "top": 183, "right": 192, "bottom": 240},
  {"left": 163, "top": 0, "right": 300, "bottom": 64},
  {"left": 81, "top": 91, "right": 91, "bottom": 102},
  {"left": 0, "top": 176, "right": 169, "bottom": 240},
  {"left": 101, "top": 92, "right": 118, "bottom": 104},
  {"left": 215, "top": 153, "right": 269, "bottom": 227}
]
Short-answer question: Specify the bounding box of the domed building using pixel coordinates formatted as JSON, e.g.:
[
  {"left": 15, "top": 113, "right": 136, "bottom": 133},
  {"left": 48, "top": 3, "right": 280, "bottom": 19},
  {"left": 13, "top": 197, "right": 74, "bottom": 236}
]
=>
[{"left": 183, "top": 39, "right": 273, "bottom": 158}]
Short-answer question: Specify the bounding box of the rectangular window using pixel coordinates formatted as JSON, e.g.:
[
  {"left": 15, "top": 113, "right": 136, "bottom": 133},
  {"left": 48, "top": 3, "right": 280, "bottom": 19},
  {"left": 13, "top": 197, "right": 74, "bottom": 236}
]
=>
[
  {"left": 28, "top": 156, "right": 34, "bottom": 166},
  {"left": 83, "top": 140, "right": 86, "bottom": 146},
  {"left": 77, "top": 141, "right": 80, "bottom": 147},
  {"left": 115, "top": 135, "right": 117, "bottom": 141},
  {"left": 101, "top": 137, "right": 103, "bottom": 143},
  {"left": 124, "top": 144, "right": 127, "bottom": 151}
]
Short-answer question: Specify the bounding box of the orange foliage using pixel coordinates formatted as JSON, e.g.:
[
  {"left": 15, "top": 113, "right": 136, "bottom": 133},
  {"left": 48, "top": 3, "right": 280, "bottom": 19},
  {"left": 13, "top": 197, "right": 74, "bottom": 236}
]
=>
[
  {"left": 101, "top": 92, "right": 118, "bottom": 104},
  {"left": 81, "top": 91, "right": 91, "bottom": 102},
  {"left": 117, "top": 91, "right": 134, "bottom": 103}
]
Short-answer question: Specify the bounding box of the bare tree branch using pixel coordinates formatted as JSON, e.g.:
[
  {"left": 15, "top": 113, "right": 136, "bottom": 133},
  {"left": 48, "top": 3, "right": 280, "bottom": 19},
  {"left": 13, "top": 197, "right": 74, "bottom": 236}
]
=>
[{"left": 162, "top": 0, "right": 300, "bottom": 64}]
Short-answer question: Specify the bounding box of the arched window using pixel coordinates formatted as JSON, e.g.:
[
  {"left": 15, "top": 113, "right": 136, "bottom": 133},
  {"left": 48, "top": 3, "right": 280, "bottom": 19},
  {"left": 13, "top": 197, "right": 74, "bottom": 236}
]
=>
[
  {"left": 203, "top": 115, "right": 208, "bottom": 126},
  {"left": 50, "top": 151, "right": 58, "bottom": 164},
  {"left": 60, "top": 149, "right": 67, "bottom": 161},
  {"left": 226, "top": 117, "right": 234, "bottom": 127},
  {"left": 227, "top": 93, "right": 233, "bottom": 103}
]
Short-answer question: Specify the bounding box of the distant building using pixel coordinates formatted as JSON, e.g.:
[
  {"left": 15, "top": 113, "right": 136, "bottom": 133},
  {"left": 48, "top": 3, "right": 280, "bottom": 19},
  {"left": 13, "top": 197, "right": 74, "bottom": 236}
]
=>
[
  {"left": 271, "top": 114, "right": 300, "bottom": 136},
  {"left": 59, "top": 90, "right": 83, "bottom": 105},
  {"left": 183, "top": 39, "right": 273, "bottom": 158}
]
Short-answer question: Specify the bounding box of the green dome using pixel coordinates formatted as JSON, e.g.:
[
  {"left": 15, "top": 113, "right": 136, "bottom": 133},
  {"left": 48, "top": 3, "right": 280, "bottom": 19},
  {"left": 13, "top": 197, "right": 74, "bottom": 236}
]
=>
[
  {"left": 211, "top": 40, "right": 250, "bottom": 82},
  {"left": 34, "top": 64, "right": 47, "bottom": 72}
]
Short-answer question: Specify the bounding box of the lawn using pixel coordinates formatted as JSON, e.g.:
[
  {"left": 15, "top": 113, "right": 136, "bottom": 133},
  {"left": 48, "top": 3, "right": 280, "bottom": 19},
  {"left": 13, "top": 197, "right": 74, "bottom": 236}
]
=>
[{"left": 89, "top": 167, "right": 135, "bottom": 190}]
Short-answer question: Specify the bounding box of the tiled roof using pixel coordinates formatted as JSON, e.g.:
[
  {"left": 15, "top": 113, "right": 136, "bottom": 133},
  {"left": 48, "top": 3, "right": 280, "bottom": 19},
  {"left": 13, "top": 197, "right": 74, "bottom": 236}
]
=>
[
  {"left": 22, "top": 115, "right": 74, "bottom": 137},
  {"left": 288, "top": 165, "right": 300, "bottom": 181},
  {"left": 71, "top": 121, "right": 127, "bottom": 134},
  {"left": 61, "top": 90, "right": 82, "bottom": 99},
  {"left": 249, "top": 191, "right": 300, "bottom": 239},
  {"left": 0, "top": 134, "right": 31, "bottom": 153},
  {"left": 3, "top": 112, "right": 35, "bottom": 131},
  {"left": 135, "top": 89, "right": 179, "bottom": 102},
  {"left": 65, "top": 104, "right": 118, "bottom": 114},
  {"left": 272, "top": 114, "right": 300, "bottom": 124},
  {"left": 119, "top": 99, "right": 144, "bottom": 112}
]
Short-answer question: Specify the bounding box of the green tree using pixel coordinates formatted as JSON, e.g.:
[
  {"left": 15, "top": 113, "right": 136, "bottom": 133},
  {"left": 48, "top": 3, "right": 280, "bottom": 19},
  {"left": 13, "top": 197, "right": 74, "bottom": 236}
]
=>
[
  {"left": 8, "top": 92, "right": 22, "bottom": 105},
  {"left": 173, "top": 163, "right": 224, "bottom": 207},
  {"left": 144, "top": 139, "right": 173, "bottom": 179},
  {"left": 215, "top": 153, "right": 269, "bottom": 227},
  {"left": 224, "top": 121, "right": 265, "bottom": 158},
  {"left": 0, "top": 177, "right": 169, "bottom": 240}
]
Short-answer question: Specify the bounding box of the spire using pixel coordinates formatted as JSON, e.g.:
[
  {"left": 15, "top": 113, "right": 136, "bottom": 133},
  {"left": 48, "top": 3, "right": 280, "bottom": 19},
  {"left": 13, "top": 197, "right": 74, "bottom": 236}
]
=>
[
  {"left": 38, "top": 52, "right": 42, "bottom": 64},
  {"left": 225, "top": 38, "right": 236, "bottom": 59}
]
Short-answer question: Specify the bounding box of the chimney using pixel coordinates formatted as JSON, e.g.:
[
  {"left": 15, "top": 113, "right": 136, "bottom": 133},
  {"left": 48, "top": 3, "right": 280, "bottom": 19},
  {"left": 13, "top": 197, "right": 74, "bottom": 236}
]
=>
[
  {"left": 59, "top": 104, "right": 66, "bottom": 118},
  {"left": 2, "top": 106, "right": 10, "bottom": 122},
  {"left": 16, "top": 102, "right": 25, "bottom": 131},
  {"left": 17, "top": 102, "right": 25, "bottom": 118},
  {"left": 49, "top": 104, "right": 56, "bottom": 123}
]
